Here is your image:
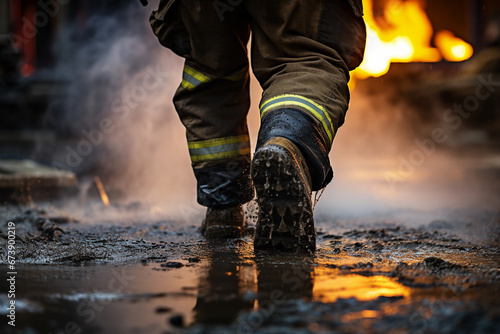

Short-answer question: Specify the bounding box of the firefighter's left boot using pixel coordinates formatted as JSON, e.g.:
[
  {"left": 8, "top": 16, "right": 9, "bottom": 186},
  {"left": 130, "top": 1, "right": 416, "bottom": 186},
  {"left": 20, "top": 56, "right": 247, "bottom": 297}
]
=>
[{"left": 201, "top": 205, "right": 246, "bottom": 239}]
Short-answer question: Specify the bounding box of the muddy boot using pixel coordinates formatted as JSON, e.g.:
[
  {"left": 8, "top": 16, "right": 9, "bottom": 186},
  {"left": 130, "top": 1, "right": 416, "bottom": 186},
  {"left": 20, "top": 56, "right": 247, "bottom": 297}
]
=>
[
  {"left": 251, "top": 137, "right": 316, "bottom": 253},
  {"left": 201, "top": 205, "right": 246, "bottom": 239}
]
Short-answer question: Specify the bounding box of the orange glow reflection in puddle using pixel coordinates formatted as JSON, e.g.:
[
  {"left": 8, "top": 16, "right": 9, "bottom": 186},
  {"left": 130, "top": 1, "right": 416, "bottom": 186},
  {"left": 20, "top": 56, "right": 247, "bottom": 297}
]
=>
[{"left": 313, "top": 270, "right": 411, "bottom": 303}]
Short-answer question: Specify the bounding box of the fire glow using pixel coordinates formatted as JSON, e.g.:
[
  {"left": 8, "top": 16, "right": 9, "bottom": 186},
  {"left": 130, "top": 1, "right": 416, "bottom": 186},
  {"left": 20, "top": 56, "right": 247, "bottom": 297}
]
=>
[
  {"left": 94, "top": 176, "right": 110, "bottom": 207},
  {"left": 353, "top": 0, "right": 474, "bottom": 80}
]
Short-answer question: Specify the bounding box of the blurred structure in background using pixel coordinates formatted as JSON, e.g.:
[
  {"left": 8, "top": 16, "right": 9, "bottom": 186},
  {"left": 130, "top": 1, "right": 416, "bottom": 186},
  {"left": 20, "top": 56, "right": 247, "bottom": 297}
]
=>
[
  {"left": 1, "top": 0, "right": 131, "bottom": 155},
  {"left": 0, "top": 0, "right": 135, "bottom": 201}
]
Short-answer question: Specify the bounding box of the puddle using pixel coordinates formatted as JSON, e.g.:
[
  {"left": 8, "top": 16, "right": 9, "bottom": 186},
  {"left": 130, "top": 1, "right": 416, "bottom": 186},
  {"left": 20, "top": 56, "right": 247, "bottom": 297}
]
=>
[
  {"left": 0, "top": 206, "right": 498, "bottom": 333},
  {"left": 1, "top": 241, "right": 498, "bottom": 334},
  {"left": 0, "top": 263, "right": 200, "bottom": 333}
]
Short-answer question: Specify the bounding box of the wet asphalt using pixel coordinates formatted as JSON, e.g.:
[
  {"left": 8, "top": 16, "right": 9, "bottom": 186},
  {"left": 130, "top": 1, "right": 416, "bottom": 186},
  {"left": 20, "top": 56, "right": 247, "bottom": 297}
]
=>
[{"left": 0, "top": 204, "right": 498, "bottom": 334}]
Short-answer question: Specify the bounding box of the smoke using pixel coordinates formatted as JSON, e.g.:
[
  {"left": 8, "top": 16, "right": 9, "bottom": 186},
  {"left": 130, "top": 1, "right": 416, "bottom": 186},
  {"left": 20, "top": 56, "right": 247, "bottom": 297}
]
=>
[
  {"left": 315, "top": 73, "right": 500, "bottom": 220},
  {"left": 42, "top": 1, "right": 200, "bottom": 218}
]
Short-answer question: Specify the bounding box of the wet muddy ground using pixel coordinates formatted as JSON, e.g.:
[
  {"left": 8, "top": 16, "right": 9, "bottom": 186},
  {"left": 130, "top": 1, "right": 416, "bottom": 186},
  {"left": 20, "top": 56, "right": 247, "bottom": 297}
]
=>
[{"left": 0, "top": 203, "right": 499, "bottom": 334}]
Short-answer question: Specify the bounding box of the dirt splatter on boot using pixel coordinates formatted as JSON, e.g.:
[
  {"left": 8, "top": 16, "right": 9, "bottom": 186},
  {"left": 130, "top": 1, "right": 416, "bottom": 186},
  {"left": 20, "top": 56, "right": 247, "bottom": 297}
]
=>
[{"left": 251, "top": 137, "right": 316, "bottom": 253}]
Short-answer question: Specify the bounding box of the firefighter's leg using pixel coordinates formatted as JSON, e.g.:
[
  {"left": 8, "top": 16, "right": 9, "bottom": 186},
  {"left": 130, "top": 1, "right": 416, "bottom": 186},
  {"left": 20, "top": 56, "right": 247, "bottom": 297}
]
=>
[
  {"left": 150, "top": 0, "right": 252, "bottom": 237},
  {"left": 174, "top": 62, "right": 253, "bottom": 210},
  {"left": 246, "top": 0, "right": 366, "bottom": 251},
  {"left": 152, "top": 0, "right": 252, "bottom": 208},
  {"left": 247, "top": 0, "right": 366, "bottom": 190}
]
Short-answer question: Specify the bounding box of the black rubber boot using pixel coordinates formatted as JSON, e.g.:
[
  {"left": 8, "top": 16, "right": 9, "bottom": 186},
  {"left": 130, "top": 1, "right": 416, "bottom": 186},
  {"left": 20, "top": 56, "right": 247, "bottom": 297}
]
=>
[{"left": 251, "top": 137, "right": 316, "bottom": 253}]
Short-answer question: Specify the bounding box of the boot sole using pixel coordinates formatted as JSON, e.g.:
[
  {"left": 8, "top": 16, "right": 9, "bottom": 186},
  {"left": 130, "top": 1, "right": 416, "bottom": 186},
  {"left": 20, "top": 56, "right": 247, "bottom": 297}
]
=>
[{"left": 252, "top": 143, "right": 315, "bottom": 253}]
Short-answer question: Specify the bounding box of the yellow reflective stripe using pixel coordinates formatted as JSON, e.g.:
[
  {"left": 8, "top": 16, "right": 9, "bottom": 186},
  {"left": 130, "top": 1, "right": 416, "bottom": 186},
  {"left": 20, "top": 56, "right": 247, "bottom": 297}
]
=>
[
  {"left": 188, "top": 135, "right": 250, "bottom": 162},
  {"left": 181, "top": 65, "right": 212, "bottom": 91},
  {"left": 259, "top": 94, "right": 334, "bottom": 142},
  {"left": 184, "top": 65, "right": 211, "bottom": 83},
  {"left": 182, "top": 66, "right": 246, "bottom": 91},
  {"left": 181, "top": 79, "right": 196, "bottom": 90},
  {"left": 188, "top": 135, "right": 249, "bottom": 150},
  {"left": 264, "top": 100, "right": 333, "bottom": 141},
  {"left": 190, "top": 148, "right": 251, "bottom": 163}
]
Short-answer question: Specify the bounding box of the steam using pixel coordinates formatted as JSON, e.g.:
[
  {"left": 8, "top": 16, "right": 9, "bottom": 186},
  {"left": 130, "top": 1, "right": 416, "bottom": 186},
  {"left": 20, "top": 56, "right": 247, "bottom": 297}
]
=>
[
  {"left": 316, "top": 78, "right": 500, "bottom": 220},
  {"left": 43, "top": 1, "right": 199, "bottom": 218}
]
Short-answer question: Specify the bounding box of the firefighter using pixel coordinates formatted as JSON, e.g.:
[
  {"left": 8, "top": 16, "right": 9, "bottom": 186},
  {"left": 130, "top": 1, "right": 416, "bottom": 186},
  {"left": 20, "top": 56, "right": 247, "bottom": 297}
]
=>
[{"left": 149, "top": 0, "right": 366, "bottom": 252}]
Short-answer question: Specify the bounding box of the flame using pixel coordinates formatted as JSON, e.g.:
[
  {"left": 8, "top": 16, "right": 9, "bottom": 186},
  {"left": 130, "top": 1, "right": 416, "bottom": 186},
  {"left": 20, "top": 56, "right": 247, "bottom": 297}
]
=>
[
  {"left": 352, "top": 0, "right": 473, "bottom": 80},
  {"left": 94, "top": 176, "right": 110, "bottom": 207},
  {"left": 435, "top": 30, "right": 474, "bottom": 61}
]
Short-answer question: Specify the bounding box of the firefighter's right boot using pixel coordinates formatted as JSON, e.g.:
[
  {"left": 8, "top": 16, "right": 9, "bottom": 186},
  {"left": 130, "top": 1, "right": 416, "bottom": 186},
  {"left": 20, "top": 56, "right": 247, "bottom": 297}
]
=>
[{"left": 251, "top": 137, "right": 316, "bottom": 253}]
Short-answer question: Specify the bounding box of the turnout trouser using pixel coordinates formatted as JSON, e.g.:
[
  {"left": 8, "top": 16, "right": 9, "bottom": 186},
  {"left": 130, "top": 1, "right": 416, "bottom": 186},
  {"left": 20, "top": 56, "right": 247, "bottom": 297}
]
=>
[{"left": 150, "top": 0, "right": 366, "bottom": 208}]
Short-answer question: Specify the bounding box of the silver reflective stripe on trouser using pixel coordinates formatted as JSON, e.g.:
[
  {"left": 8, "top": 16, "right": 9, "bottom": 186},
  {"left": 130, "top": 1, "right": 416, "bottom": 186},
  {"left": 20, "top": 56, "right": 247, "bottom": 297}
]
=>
[
  {"left": 259, "top": 94, "right": 335, "bottom": 143},
  {"left": 181, "top": 65, "right": 211, "bottom": 90},
  {"left": 188, "top": 135, "right": 251, "bottom": 163}
]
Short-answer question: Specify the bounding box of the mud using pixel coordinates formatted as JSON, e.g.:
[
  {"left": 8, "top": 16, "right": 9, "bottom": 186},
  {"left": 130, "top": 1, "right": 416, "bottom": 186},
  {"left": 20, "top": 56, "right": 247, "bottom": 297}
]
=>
[{"left": 0, "top": 203, "right": 499, "bottom": 334}]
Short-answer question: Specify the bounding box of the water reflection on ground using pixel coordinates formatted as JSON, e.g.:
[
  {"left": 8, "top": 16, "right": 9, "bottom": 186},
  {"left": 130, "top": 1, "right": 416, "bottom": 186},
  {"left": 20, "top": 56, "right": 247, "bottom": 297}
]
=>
[{"left": 1, "top": 234, "right": 498, "bottom": 334}]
